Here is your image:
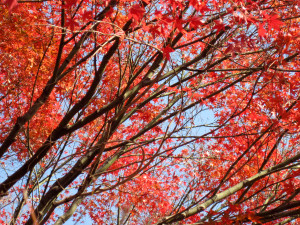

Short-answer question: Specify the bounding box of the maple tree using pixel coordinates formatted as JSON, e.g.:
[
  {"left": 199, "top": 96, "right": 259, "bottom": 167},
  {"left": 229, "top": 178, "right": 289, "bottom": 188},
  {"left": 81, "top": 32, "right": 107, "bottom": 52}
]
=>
[{"left": 0, "top": 0, "right": 299, "bottom": 224}]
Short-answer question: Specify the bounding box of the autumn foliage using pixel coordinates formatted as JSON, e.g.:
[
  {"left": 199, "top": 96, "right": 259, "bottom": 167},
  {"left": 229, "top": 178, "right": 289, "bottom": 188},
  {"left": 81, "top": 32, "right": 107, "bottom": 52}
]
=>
[{"left": 0, "top": 0, "right": 299, "bottom": 224}]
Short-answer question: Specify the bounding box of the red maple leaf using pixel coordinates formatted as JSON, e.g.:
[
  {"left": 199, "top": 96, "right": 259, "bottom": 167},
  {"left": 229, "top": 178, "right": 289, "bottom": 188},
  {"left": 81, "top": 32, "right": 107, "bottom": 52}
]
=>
[
  {"left": 258, "top": 23, "right": 267, "bottom": 37},
  {"left": 162, "top": 45, "right": 174, "bottom": 60},
  {"left": 189, "top": 16, "right": 205, "bottom": 30},
  {"left": 129, "top": 5, "right": 145, "bottom": 22},
  {"left": 65, "top": 17, "right": 79, "bottom": 31},
  {"left": 189, "top": 0, "right": 211, "bottom": 13},
  {"left": 267, "top": 14, "right": 284, "bottom": 30},
  {"left": 213, "top": 19, "right": 226, "bottom": 32}
]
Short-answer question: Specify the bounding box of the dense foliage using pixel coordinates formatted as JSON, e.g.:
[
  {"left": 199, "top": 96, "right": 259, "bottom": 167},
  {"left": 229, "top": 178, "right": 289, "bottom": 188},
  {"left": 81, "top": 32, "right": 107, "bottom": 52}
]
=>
[{"left": 0, "top": 0, "right": 299, "bottom": 224}]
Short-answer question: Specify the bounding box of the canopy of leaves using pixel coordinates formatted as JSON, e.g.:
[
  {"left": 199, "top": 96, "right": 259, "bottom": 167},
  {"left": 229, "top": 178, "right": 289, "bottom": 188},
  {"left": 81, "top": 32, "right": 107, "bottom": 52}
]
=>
[{"left": 0, "top": 0, "right": 299, "bottom": 224}]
